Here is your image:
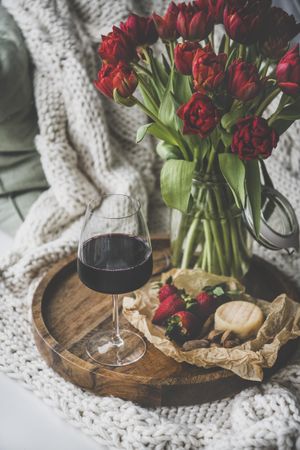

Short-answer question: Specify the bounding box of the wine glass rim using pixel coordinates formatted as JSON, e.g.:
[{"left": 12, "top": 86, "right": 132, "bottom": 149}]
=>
[{"left": 87, "top": 194, "right": 141, "bottom": 219}]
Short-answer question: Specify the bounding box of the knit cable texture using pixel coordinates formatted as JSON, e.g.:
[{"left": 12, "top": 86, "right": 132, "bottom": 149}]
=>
[{"left": 1, "top": 1, "right": 300, "bottom": 449}]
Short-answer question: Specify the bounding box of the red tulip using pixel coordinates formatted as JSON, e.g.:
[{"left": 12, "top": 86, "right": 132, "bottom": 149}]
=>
[
  {"left": 232, "top": 116, "right": 279, "bottom": 161},
  {"left": 176, "top": 1, "right": 213, "bottom": 41},
  {"left": 192, "top": 45, "right": 227, "bottom": 91},
  {"left": 224, "top": 0, "right": 271, "bottom": 45},
  {"left": 120, "top": 14, "right": 158, "bottom": 47},
  {"left": 152, "top": 2, "right": 179, "bottom": 41},
  {"left": 208, "top": 0, "right": 225, "bottom": 24},
  {"left": 259, "top": 7, "right": 300, "bottom": 60},
  {"left": 174, "top": 41, "right": 200, "bottom": 75},
  {"left": 98, "top": 26, "right": 137, "bottom": 65},
  {"left": 94, "top": 62, "right": 138, "bottom": 99},
  {"left": 276, "top": 45, "right": 300, "bottom": 96},
  {"left": 177, "top": 92, "right": 221, "bottom": 138},
  {"left": 227, "top": 59, "right": 261, "bottom": 102},
  {"left": 94, "top": 64, "right": 115, "bottom": 98}
]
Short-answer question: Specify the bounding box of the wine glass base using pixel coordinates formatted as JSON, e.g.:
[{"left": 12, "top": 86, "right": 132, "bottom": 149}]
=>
[{"left": 86, "top": 329, "right": 146, "bottom": 367}]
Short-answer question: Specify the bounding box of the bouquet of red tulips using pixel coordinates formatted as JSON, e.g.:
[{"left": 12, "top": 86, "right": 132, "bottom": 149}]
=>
[{"left": 95, "top": 0, "right": 300, "bottom": 279}]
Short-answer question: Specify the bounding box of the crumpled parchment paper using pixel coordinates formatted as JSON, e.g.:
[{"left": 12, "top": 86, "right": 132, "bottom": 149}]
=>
[{"left": 123, "top": 268, "right": 300, "bottom": 381}]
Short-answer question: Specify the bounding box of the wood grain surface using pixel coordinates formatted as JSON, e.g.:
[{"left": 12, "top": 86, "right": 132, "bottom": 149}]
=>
[{"left": 32, "top": 237, "right": 299, "bottom": 407}]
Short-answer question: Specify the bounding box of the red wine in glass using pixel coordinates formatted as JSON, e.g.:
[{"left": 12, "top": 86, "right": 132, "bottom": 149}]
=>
[
  {"left": 78, "top": 234, "right": 153, "bottom": 294},
  {"left": 77, "top": 194, "right": 152, "bottom": 367}
]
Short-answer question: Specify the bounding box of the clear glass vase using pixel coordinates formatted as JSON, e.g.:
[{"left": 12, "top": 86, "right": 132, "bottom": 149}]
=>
[{"left": 170, "top": 175, "right": 253, "bottom": 279}]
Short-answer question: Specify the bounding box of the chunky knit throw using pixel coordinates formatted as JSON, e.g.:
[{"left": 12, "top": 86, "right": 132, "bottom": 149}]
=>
[{"left": 1, "top": 1, "right": 300, "bottom": 449}]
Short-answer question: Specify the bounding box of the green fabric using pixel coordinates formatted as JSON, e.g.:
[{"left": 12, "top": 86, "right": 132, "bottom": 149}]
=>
[
  {"left": 0, "top": 151, "right": 46, "bottom": 195},
  {"left": 0, "top": 4, "right": 48, "bottom": 234},
  {"left": 0, "top": 3, "right": 38, "bottom": 148},
  {"left": 0, "top": 190, "right": 43, "bottom": 236}
]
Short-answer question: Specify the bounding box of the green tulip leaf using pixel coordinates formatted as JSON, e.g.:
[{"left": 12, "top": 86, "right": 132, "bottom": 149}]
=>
[
  {"left": 158, "top": 69, "right": 185, "bottom": 131},
  {"left": 220, "top": 130, "right": 233, "bottom": 148},
  {"left": 278, "top": 97, "right": 300, "bottom": 116},
  {"left": 156, "top": 141, "right": 181, "bottom": 160},
  {"left": 221, "top": 105, "right": 245, "bottom": 131},
  {"left": 162, "top": 54, "right": 171, "bottom": 74},
  {"left": 272, "top": 119, "right": 295, "bottom": 135},
  {"left": 219, "top": 153, "right": 246, "bottom": 209},
  {"left": 159, "top": 89, "right": 176, "bottom": 128},
  {"left": 138, "top": 82, "right": 159, "bottom": 116},
  {"left": 170, "top": 92, "right": 186, "bottom": 132},
  {"left": 136, "top": 123, "right": 154, "bottom": 143},
  {"left": 154, "top": 59, "right": 169, "bottom": 87},
  {"left": 225, "top": 46, "right": 238, "bottom": 70},
  {"left": 161, "top": 159, "right": 195, "bottom": 213},
  {"left": 245, "top": 159, "right": 261, "bottom": 238},
  {"left": 192, "top": 136, "right": 210, "bottom": 162},
  {"left": 113, "top": 89, "right": 135, "bottom": 107},
  {"left": 275, "top": 113, "right": 300, "bottom": 121},
  {"left": 173, "top": 72, "right": 193, "bottom": 105},
  {"left": 136, "top": 122, "right": 177, "bottom": 146},
  {"left": 272, "top": 97, "right": 300, "bottom": 134},
  {"left": 247, "top": 45, "right": 258, "bottom": 64}
]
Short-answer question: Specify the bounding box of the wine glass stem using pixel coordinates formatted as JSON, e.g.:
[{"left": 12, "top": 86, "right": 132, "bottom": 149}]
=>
[{"left": 112, "top": 294, "right": 123, "bottom": 347}]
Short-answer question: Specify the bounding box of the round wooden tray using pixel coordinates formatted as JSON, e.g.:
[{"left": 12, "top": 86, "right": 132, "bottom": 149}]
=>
[{"left": 32, "top": 237, "right": 299, "bottom": 407}]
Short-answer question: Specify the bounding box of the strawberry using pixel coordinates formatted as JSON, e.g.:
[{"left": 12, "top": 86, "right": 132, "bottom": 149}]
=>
[
  {"left": 195, "top": 291, "right": 217, "bottom": 318},
  {"left": 186, "top": 284, "right": 230, "bottom": 320},
  {"left": 158, "top": 276, "right": 178, "bottom": 302},
  {"left": 152, "top": 294, "right": 185, "bottom": 325},
  {"left": 166, "top": 311, "right": 199, "bottom": 344},
  {"left": 158, "top": 283, "right": 178, "bottom": 302}
]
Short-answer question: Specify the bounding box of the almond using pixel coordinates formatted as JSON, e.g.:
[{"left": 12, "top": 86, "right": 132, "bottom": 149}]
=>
[
  {"left": 207, "top": 329, "right": 223, "bottom": 343},
  {"left": 223, "top": 338, "right": 240, "bottom": 348},
  {"left": 182, "top": 339, "right": 210, "bottom": 351}
]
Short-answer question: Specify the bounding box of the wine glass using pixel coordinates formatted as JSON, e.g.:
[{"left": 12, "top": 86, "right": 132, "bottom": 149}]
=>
[{"left": 77, "top": 194, "right": 153, "bottom": 367}]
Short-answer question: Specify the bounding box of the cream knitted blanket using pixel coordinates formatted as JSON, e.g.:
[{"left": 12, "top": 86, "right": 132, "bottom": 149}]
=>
[{"left": 1, "top": 1, "right": 300, "bottom": 449}]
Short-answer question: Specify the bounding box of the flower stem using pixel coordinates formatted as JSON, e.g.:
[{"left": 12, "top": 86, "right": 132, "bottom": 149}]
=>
[
  {"left": 229, "top": 219, "right": 243, "bottom": 277},
  {"left": 133, "top": 62, "right": 153, "bottom": 78},
  {"left": 133, "top": 97, "right": 162, "bottom": 123},
  {"left": 180, "top": 185, "right": 205, "bottom": 268},
  {"left": 203, "top": 220, "right": 213, "bottom": 272},
  {"left": 181, "top": 212, "right": 200, "bottom": 268},
  {"left": 210, "top": 29, "right": 215, "bottom": 52},
  {"left": 200, "top": 244, "right": 208, "bottom": 270},
  {"left": 147, "top": 48, "right": 165, "bottom": 90},
  {"left": 225, "top": 35, "right": 230, "bottom": 55},
  {"left": 260, "top": 59, "right": 271, "bottom": 78},
  {"left": 255, "top": 87, "right": 281, "bottom": 116},
  {"left": 207, "top": 190, "right": 227, "bottom": 274},
  {"left": 136, "top": 74, "right": 159, "bottom": 111},
  {"left": 238, "top": 44, "right": 246, "bottom": 59},
  {"left": 171, "top": 214, "right": 190, "bottom": 267},
  {"left": 207, "top": 149, "right": 216, "bottom": 173},
  {"left": 255, "top": 55, "right": 263, "bottom": 71},
  {"left": 214, "top": 190, "right": 232, "bottom": 270},
  {"left": 167, "top": 41, "right": 175, "bottom": 68}
]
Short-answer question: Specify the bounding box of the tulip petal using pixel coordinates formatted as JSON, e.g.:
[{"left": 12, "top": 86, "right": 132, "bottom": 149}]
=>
[
  {"left": 189, "top": 12, "right": 205, "bottom": 40},
  {"left": 176, "top": 11, "right": 189, "bottom": 39},
  {"left": 279, "top": 82, "right": 300, "bottom": 95}
]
